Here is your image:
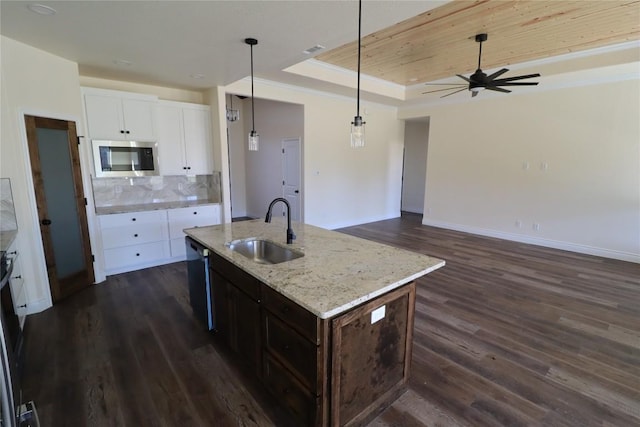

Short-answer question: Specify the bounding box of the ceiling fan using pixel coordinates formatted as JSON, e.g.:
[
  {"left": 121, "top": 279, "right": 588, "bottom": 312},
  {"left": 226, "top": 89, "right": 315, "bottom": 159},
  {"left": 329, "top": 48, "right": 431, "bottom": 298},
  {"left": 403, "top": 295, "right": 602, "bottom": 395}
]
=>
[{"left": 423, "top": 33, "right": 540, "bottom": 98}]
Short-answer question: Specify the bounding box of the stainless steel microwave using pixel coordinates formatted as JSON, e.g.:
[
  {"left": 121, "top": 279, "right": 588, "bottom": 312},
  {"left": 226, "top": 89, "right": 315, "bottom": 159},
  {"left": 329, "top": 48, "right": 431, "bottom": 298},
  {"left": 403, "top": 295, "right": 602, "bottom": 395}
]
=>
[{"left": 92, "top": 140, "right": 159, "bottom": 178}]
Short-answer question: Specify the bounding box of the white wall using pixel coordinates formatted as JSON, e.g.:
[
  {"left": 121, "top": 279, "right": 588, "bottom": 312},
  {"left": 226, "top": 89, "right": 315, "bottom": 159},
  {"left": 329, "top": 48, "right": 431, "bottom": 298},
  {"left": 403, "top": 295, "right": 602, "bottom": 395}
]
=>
[
  {"left": 241, "top": 98, "right": 304, "bottom": 219},
  {"left": 225, "top": 79, "right": 405, "bottom": 229},
  {"left": 401, "top": 72, "right": 640, "bottom": 262},
  {"left": 402, "top": 119, "right": 429, "bottom": 214},
  {"left": 226, "top": 95, "right": 248, "bottom": 218},
  {"left": 0, "top": 36, "right": 87, "bottom": 313}
]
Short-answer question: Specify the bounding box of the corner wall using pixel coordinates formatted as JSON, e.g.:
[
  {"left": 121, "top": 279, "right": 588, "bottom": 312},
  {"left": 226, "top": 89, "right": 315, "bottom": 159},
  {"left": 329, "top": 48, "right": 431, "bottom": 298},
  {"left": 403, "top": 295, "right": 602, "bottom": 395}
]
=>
[{"left": 1, "top": 36, "right": 86, "bottom": 312}]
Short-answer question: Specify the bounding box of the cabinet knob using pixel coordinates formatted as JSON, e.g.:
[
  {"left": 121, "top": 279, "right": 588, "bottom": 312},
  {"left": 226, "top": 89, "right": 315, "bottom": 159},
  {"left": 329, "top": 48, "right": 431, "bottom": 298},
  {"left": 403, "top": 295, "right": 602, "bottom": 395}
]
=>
[
  {"left": 183, "top": 167, "right": 187, "bottom": 170},
  {"left": 126, "top": 130, "right": 130, "bottom": 134},
  {"left": 134, "top": 234, "right": 138, "bottom": 237},
  {"left": 120, "top": 130, "right": 125, "bottom": 134},
  {"left": 193, "top": 212, "right": 197, "bottom": 215},
  {"left": 18, "top": 304, "right": 26, "bottom": 308},
  {"left": 187, "top": 166, "right": 191, "bottom": 170},
  {"left": 136, "top": 253, "right": 140, "bottom": 257},
  {"left": 132, "top": 218, "right": 136, "bottom": 221}
]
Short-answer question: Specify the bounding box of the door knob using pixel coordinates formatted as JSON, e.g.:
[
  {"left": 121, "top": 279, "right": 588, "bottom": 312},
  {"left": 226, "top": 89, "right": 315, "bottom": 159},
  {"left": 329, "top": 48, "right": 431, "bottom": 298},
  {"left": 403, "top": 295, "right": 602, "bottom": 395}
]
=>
[
  {"left": 294, "top": 190, "right": 299, "bottom": 194},
  {"left": 41, "top": 219, "right": 52, "bottom": 225}
]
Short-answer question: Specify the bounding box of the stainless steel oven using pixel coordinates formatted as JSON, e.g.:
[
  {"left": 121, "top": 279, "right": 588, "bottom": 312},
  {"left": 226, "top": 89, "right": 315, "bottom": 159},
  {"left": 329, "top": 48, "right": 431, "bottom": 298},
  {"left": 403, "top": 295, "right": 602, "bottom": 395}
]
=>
[{"left": 92, "top": 140, "right": 159, "bottom": 178}]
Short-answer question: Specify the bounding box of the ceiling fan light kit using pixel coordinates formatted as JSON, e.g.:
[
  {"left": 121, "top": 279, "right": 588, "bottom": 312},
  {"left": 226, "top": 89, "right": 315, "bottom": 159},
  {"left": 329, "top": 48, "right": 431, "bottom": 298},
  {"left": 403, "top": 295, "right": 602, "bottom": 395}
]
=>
[{"left": 423, "top": 33, "right": 540, "bottom": 98}]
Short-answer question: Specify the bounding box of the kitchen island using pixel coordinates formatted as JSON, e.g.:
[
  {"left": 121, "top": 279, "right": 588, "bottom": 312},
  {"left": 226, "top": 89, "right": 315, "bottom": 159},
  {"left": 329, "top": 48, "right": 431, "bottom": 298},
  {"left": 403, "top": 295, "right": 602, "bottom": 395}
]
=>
[{"left": 185, "top": 219, "right": 444, "bottom": 426}]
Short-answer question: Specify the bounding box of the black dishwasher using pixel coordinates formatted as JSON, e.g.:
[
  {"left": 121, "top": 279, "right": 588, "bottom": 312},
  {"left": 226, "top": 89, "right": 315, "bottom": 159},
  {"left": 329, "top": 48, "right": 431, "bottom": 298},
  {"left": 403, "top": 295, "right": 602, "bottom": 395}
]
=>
[{"left": 186, "top": 237, "right": 214, "bottom": 330}]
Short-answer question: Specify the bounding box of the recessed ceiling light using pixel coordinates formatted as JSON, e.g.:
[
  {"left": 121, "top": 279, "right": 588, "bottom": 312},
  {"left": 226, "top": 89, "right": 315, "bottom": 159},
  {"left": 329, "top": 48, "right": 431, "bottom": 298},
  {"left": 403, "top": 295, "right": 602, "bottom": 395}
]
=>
[
  {"left": 303, "top": 45, "right": 325, "bottom": 55},
  {"left": 27, "top": 3, "right": 56, "bottom": 15},
  {"left": 113, "top": 59, "right": 133, "bottom": 66},
  {"left": 190, "top": 73, "right": 205, "bottom": 79}
]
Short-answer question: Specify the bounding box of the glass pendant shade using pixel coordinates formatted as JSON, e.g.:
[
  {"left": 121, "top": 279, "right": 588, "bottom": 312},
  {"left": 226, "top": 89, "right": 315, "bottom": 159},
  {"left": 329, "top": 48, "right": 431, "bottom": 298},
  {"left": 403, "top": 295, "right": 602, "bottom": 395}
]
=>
[
  {"left": 351, "top": 116, "right": 365, "bottom": 148},
  {"left": 248, "top": 130, "right": 259, "bottom": 151}
]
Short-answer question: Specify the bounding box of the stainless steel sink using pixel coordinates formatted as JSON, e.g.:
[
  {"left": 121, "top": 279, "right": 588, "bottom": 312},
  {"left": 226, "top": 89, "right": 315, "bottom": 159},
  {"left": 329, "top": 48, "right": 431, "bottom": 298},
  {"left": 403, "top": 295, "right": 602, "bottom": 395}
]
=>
[{"left": 226, "top": 238, "right": 304, "bottom": 265}]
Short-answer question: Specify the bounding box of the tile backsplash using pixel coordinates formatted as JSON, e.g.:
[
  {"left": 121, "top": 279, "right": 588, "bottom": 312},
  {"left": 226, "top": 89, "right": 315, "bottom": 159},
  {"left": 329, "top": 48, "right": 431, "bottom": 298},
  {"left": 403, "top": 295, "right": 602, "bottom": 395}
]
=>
[{"left": 92, "top": 173, "right": 221, "bottom": 208}]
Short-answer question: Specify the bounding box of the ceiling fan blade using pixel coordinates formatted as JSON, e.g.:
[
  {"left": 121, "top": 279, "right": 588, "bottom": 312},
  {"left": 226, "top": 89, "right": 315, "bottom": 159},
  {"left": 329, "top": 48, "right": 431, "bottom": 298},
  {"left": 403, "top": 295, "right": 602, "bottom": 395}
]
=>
[
  {"left": 423, "top": 83, "right": 468, "bottom": 86},
  {"left": 456, "top": 74, "right": 472, "bottom": 83},
  {"left": 422, "top": 86, "right": 468, "bottom": 94},
  {"left": 492, "top": 73, "right": 541, "bottom": 83},
  {"left": 486, "top": 68, "right": 509, "bottom": 80},
  {"left": 485, "top": 86, "right": 511, "bottom": 93},
  {"left": 494, "top": 82, "right": 539, "bottom": 86},
  {"left": 441, "top": 87, "right": 468, "bottom": 98}
]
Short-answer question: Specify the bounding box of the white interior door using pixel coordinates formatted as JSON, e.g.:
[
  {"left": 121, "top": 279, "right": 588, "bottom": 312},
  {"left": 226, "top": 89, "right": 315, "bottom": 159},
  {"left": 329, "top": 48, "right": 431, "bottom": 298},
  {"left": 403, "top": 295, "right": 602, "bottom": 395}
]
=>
[{"left": 282, "top": 138, "right": 302, "bottom": 222}]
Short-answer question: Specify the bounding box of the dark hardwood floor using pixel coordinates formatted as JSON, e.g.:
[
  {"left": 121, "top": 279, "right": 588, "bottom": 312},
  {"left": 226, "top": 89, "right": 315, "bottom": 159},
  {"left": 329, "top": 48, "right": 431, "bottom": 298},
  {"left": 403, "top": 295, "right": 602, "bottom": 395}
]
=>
[{"left": 22, "top": 213, "right": 640, "bottom": 426}]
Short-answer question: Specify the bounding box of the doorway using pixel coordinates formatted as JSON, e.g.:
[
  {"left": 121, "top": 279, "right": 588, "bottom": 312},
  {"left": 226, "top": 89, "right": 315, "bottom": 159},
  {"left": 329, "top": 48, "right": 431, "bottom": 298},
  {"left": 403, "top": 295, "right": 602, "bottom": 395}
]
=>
[
  {"left": 401, "top": 118, "right": 430, "bottom": 217},
  {"left": 282, "top": 138, "right": 301, "bottom": 222},
  {"left": 24, "top": 115, "right": 94, "bottom": 302}
]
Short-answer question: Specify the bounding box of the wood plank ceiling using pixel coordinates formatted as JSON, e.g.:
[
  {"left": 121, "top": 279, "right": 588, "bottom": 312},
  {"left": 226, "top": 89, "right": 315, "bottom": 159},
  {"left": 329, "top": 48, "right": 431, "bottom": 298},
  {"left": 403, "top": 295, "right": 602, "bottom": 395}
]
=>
[{"left": 315, "top": 0, "right": 640, "bottom": 86}]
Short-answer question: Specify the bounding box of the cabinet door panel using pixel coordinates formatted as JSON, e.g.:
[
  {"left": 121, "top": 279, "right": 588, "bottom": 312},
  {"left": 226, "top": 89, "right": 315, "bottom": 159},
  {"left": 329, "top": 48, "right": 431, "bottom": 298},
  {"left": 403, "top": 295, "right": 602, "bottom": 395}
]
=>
[
  {"left": 121, "top": 99, "right": 156, "bottom": 140},
  {"left": 99, "top": 210, "right": 166, "bottom": 229},
  {"left": 236, "top": 289, "right": 261, "bottom": 376},
  {"left": 84, "top": 95, "right": 124, "bottom": 139},
  {"left": 103, "top": 241, "right": 169, "bottom": 271},
  {"left": 167, "top": 205, "right": 221, "bottom": 239},
  {"left": 182, "top": 107, "right": 213, "bottom": 175},
  {"left": 263, "top": 352, "right": 319, "bottom": 426},
  {"left": 263, "top": 311, "right": 318, "bottom": 392},
  {"left": 157, "top": 104, "right": 186, "bottom": 175}
]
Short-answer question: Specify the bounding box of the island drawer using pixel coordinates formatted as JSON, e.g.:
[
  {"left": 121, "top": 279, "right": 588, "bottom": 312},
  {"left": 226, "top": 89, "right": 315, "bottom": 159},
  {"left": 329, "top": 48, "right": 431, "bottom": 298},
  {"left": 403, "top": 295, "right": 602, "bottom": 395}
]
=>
[
  {"left": 263, "top": 311, "right": 319, "bottom": 393},
  {"left": 261, "top": 284, "right": 320, "bottom": 344},
  {"left": 263, "top": 352, "right": 320, "bottom": 426},
  {"left": 210, "top": 253, "right": 260, "bottom": 301}
]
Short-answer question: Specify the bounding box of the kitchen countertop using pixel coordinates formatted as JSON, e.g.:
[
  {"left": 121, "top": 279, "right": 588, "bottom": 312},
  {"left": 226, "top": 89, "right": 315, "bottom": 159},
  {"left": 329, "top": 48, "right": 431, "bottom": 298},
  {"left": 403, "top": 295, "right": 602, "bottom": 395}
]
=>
[
  {"left": 96, "top": 199, "right": 220, "bottom": 215},
  {"left": 184, "top": 219, "right": 445, "bottom": 319}
]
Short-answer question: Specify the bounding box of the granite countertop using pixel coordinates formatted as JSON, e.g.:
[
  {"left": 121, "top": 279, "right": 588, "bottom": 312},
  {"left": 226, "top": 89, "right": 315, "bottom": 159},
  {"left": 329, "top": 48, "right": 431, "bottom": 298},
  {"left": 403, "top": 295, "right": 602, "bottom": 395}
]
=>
[
  {"left": 184, "top": 219, "right": 445, "bottom": 319},
  {"left": 0, "top": 230, "right": 17, "bottom": 252},
  {"left": 96, "top": 199, "right": 220, "bottom": 215}
]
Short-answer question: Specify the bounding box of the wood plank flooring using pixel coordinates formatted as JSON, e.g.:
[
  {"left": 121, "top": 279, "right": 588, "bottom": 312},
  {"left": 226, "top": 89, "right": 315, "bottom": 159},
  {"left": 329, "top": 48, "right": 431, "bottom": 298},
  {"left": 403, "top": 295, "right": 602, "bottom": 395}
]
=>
[{"left": 21, "top": 213, "right": 640, "bottom": 426}]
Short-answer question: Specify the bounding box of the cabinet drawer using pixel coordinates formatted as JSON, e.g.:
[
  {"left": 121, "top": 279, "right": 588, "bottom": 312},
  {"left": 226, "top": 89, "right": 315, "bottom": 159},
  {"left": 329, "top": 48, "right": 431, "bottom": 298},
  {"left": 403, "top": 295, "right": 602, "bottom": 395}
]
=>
[
  {"left": 263, "top": 352, "right": 319, "bottom": 426},
  {"left": 101, "top": 222, "right": 167, "bottom": 249},
  {"left": 263, "top": 311, "right": 319, "bottom": 393},
  {"left": 100, "top": 210, "right": 166, "bottom": 229},
  {"left": 103, "top": 241, "right": 169, "bottom": 271},
  {"left": 262, "top": 284, "right": 319, "bottom": 344},
  {"left": 210, "top": 253, "right": 259, "bottom": 301},
  {"left": 168, "top": 205, "right": 221, "bottom": 239}
]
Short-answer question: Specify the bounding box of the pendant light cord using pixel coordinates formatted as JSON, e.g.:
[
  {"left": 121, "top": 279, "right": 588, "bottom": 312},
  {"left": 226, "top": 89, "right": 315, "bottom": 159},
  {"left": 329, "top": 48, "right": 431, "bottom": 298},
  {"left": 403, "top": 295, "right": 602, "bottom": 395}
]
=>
[
  {"left": 250, "top": 43, "right": 256, "bottom": 132},
  {"left": 356, "top": 0, "right": 362, "bottom": 117}
]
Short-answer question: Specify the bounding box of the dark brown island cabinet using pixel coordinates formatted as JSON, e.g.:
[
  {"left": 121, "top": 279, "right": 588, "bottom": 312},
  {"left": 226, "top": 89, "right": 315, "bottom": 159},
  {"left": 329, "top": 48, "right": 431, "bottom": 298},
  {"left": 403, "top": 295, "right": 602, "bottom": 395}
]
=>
[{"left": 210, "top": 252, "right": 416, "bottom": 426}]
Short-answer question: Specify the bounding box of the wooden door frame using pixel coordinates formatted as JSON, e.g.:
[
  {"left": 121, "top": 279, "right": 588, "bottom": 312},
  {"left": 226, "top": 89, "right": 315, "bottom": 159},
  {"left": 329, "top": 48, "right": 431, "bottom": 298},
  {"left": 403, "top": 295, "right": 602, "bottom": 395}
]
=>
[
  {"left": 281, "top": 137, "right": 303, "bottom": 223},
  {"left": 24, "top": 115, "right": 95, "bottom": 302}
]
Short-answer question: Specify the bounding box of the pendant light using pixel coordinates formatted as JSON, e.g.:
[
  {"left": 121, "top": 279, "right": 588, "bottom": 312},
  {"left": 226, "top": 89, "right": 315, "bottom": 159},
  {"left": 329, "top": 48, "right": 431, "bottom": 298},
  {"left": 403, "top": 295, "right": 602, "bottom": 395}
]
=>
[
  {"left": 226, "top": 94, "right": 239, "bottom": 122},
  {"left": 245, "top": 38, "right": 259, "bottom": 151},
  {"left": 350, "top": 0, "right": 365, "bottom": 148}
]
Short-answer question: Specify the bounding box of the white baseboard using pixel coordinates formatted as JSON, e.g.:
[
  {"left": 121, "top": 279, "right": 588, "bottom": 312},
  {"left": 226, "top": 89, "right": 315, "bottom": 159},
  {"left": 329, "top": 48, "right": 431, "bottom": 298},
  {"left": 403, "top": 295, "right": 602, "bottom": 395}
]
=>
[{"left": 422, "top": 219, "right": 640, "bottom": 264}]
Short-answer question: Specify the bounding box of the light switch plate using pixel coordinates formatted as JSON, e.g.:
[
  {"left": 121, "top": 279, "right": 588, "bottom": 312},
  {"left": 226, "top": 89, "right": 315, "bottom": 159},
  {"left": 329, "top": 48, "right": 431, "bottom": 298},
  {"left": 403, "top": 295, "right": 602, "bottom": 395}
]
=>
[{"left": 371, "top": 305, "right": 386, "bottom": 324}]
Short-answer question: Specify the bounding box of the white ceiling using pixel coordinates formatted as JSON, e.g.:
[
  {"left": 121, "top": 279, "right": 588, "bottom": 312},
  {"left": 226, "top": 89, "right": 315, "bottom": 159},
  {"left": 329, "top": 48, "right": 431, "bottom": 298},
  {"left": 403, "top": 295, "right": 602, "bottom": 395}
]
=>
[{"left": 0, "top": 0, "right": 446, "bottom": 92}]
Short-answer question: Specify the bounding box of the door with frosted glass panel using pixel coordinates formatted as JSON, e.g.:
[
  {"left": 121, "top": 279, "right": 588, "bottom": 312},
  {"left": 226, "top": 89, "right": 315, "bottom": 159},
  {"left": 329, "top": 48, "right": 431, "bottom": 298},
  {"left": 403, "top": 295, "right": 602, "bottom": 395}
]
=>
[{"left": 24, "top": 116, "right": 94, "bottom": 302}]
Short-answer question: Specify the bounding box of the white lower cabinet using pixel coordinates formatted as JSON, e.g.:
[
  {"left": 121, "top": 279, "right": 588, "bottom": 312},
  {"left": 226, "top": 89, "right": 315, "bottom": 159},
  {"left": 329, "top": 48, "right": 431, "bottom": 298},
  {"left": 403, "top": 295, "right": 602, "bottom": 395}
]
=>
[
  {"left": 99, "top": 210, "right": 169, "bottom": 275},
  {"left": 99, "top": 204, "right": 221, "bottom": 275},
  {"left": 168, "top": 204, "right": 221, "bottom": 259},
  {"left": 6, "top": 241, "right": 27, "bottom": 320}
]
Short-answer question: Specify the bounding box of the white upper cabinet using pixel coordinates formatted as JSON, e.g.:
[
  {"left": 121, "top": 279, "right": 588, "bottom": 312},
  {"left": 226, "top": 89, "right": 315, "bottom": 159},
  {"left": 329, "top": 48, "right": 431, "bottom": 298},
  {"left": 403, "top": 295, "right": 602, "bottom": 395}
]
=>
[
  {"left": 83, "top": 88, "right": 158, "bottom": 141},
  {"left": 157, "top": 101, "right": 213, "bottom": 176}
]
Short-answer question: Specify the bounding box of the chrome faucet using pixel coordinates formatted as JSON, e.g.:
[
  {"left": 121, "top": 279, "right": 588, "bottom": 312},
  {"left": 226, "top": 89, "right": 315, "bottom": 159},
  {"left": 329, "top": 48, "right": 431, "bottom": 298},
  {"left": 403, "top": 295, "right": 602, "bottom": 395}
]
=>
[{"left": 265, "top": 198, "right": 296, "bottom": 244}]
